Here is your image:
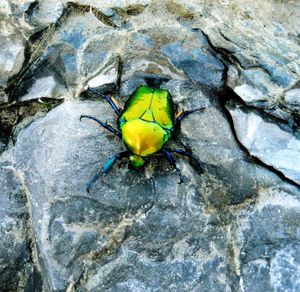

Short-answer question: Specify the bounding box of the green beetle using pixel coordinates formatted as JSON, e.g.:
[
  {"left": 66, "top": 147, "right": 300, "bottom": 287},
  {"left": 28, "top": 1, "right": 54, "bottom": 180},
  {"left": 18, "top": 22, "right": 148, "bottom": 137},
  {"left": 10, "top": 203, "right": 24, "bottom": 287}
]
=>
[{"left": 80, "top": 84, "right": 204, "bottom": 191}]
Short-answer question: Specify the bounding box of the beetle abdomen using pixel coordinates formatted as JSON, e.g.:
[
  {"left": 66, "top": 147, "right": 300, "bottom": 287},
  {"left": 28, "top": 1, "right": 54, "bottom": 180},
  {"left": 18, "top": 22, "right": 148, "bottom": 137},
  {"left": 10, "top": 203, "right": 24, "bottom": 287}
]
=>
[{"left": 121, "top": 119, "right": 169, "bottom": 157}]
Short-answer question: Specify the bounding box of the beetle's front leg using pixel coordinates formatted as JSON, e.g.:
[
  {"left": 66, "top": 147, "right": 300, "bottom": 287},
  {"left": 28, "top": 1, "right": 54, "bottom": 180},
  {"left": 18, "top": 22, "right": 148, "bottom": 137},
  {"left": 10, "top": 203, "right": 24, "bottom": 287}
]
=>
[
  {"left": 87, "top": 87, "right": 122, "bottom": 116},
  {"left": 80, "top": 115, "right": 122, "bottom": 138}
]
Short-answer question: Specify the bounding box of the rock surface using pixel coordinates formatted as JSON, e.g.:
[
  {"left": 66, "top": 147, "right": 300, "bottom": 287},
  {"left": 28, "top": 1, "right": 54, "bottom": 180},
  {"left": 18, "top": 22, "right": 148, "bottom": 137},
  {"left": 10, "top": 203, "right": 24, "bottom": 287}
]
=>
[
  {"left": 0, "top": 30, "right": 25, "bottom": 90},
  {"left": 228, "top": 105, "right": 300, "bottom": 185},
  {"left": 0, "top": 151, "right": 41, "bottom": 291},
  {"left": 0, "top": 0, "right": 299, "bottom": 291}
]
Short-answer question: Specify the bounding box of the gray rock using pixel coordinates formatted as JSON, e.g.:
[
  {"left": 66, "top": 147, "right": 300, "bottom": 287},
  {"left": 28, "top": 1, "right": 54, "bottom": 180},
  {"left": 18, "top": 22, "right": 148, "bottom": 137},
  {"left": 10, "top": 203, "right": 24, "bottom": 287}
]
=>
[
  {"left": 234, "top": 82, "right": 269, "bottom": 105},
  {"left": 12, "top": 10, "right": 126, "bottom": 100},
  {"left": 188, "top": 0, "right": 300, "bottom": 127},
  {"left": 0, "top": 150, "right": 41, "bottom": 291},
  {"left": 0, "top": 133, "right": 6, "bottom": 155},
  {"left": 86, "top": 55, "right": 121, "bottom": 94},
  {"left": 0, "top": 31, "right": 25, "bottom": 88},
  {"left": 232, "top": 185, "right": 300, "bottom": 292},
  {"left": 12, "top": 88, "right": 291, "bottom": 290},
  {"left": 1, "top": 0, "right": 300, "bottom": 291},
  {"left": 161, "top": 33, "right": 225, "bottom": 90},
  {"left": 228, "top": 106, "right": 300, "bottom": 185},
  {"left": 1, "top": 0, "right": 63, "bottom": 39},
  {"left": 284, "top": 88, "right": 300, "bottom": 111},
  {"left": 0, "top": 88, "right": 8, "bottom": 104},
  {"left": 11, "top": 100, "right": 232, "bottom": 290},
  {"left": 24, "top": 0, "right": 64, "bottom": 31},
  {"left": 14, "top": 101, "right": 136, "bottom": 290},
  {"left": 19, "top": 75, "right": 66, "bottom": 102}
]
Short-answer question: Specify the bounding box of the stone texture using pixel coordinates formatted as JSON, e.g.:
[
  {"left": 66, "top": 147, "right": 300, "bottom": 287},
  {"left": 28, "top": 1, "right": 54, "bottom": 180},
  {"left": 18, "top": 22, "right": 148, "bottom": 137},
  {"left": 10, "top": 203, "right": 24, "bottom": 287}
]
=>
[
  {"left": 284, "top": 88, "right": 300, "bottom": 111},
  {"left": 10, "top": 89, "right": 290, "bottom": 290},
  {"left": 0, "top": 30, "right": 25, "bottom": 89},
  {"left": 0, "top": 88, "right": 8, "bottom": 104},
  {"left": 19, "top": 76, "right": 66, "bottom": 102},
  {"left": 86, "top": 55, "right": 121, "bottom": 93},
  {"left": 0, "top": 133, "right": 6, "bottom": 154},
  {"left": 0, "top": 0, "right": 299, "bottom": 291},
  {"left": 0, "top": 150, "right": 41, "bottom": 291},
  {"left": 228, "top": 105, "right": 300, "bottom": 185},
  {"left": 189, "top": 0, "right": 300, "bottom": 127},
  {"left": 160, "top": 33, "right": 225, "bottom": 90},
  {"left": 232, "top": 185, "right": 300, "bottom": 292}
]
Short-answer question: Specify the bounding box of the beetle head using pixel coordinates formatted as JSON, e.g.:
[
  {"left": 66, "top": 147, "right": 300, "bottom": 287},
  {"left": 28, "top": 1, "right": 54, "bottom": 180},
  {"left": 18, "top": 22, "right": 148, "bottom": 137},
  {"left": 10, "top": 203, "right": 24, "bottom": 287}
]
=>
[{"left": 129, "top": 155, "right": 145, "bottom": 168}]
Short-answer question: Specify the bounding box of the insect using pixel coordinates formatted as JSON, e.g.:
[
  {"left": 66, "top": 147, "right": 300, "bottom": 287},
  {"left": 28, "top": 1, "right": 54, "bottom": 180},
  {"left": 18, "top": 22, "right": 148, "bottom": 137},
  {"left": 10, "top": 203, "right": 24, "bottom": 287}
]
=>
[{"left": 80, "top": 84, "right": 205, "bottom": 192}]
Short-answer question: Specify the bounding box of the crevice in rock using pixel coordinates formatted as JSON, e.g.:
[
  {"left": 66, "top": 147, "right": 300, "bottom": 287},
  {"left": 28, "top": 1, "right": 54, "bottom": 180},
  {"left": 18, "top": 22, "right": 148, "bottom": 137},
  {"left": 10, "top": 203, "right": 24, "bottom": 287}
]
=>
[
  {"left": 220, "top": 86, "right": 291, "bottom": 128},
  {"left": 7, "top": 15, "right": 64, "bottom": 101},
  {"left": 202, "top": 30, "right": 300, "bottom": 131},
  {"left": 226, "top": 225, "right": 245, "bottom": 292},
  {"left": 68, "top": 3, "right": 117, "bottom": 28},
  {"left": 200, "top": 30, "right": 229, "bottom": 92},
  {"left": 199, "top": 30, "right": 300, "bottom": 188},
  {"left": 206, "top": 29, "right": 274, "bottom": 79},
  {"left": 10, "top": 158, "right": 44, "bottom": 290},
  {"left": 90, "top": 7, "right": 117, "bottom": 28},
  {"left": 218, "top": 87, "right": 300, "bottom": 188},
  {"left": 0, "top": 98, "right": 63, "bottom": 144},
  {"left": 7, "top": 1, "right": 117, "bottom": 103},
  {"left": 24, "top": 1, "right": 39, "bottom": 19},
  {"left": 113, "top": 4, "right": 148, "bottom": 17}
]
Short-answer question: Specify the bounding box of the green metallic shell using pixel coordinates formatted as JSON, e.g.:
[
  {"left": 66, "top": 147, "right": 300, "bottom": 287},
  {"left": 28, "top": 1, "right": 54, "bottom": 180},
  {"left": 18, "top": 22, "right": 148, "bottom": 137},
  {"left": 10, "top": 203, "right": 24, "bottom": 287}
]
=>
[
  {"left": 118, "top": 85, "right": 175, "bottom": 158},
  {"left": 118, "top": 86, "right": 174, "bottom": 130}
]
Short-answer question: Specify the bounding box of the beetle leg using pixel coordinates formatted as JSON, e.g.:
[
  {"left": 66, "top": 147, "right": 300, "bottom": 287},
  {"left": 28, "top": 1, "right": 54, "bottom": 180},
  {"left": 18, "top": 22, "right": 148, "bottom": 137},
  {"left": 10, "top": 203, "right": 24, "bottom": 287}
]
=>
[
  {"left": 166, "top": 148, "right": 204, "bottom": 174},
  {"left": 161, "top": 149, "right": 184, "bottom": 184},
  {"left": 175, "top": 107, "right": 206, "bottom": 123},
  {"left": 80, "top": 115, "right": 122, "bottom": 138},
  {"left": 87, "top": 87, "right": 121, "bottom": 116},
  {"left": 86, "top": 151, "right": 129, "bottom": 192}
]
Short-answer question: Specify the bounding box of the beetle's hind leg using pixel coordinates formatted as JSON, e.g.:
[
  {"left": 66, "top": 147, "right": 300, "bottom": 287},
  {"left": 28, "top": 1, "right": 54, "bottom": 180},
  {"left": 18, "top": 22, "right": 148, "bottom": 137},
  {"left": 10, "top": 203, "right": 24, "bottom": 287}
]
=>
[
  {"left": 80, "top": 115, "right": 122, "bottom": 138},
  {"left": 86, "top": 151, "right": 129, "bottom": 192},
  {"left": 88, "top": 87, "right": 121, "bottom": 116},
  {"left": 166, "top": 148, "right": 204, "bottom": 174},
  {"left": 161, "top": 149, "right": 184, "bottom": 184}
]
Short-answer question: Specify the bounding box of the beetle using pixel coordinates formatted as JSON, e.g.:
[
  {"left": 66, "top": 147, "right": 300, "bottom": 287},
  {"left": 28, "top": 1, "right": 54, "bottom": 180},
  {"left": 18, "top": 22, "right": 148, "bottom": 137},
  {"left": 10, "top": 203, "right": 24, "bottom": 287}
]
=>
[{"left": 80, "top": 83, "right": 205, "bottom": 192}]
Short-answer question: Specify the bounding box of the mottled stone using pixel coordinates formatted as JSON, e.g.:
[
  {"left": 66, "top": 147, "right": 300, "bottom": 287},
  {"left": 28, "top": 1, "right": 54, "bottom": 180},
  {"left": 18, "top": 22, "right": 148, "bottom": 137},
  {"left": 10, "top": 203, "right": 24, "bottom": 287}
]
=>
[
  {"left": 196, "top": 0, "right": 299, "bottom": 126},
  {"left": 20, "top": 75, "right": 66, "bottom": 102},
  {"left": 25, "top": 0, "right": 64, "bottom": 30},
  {"left": 12, "top": 84, "right": 292, "bottom": 290},
  {"left": 284, "top": 88, "right": 300, "bottom": 111},
  {"left": 161, "top": 34, "right": 225, "bottom": 90},
  {"left": 234, "top": 83, "right": 267, "bottom": 105},
  {"left": 86, "top": 55, "right": 121, "bottom": 93},
  {"left": 0, "top": 88, "right": 8, "bottom": 104},
  {"left": 0, "top": 133, "right": 6, "bottom": 154},
  {"left": 1, "top": 0, "right": 299, "bottom": 291},
  {"left": 12, "top": 99, "right": 239, "bottom": 290},
  {"left": 228, "top": 106, "right": 300, "bottom": 185},
  {"left": 0, "top": 151, "right": 40, "bottom": 291},
  {"left": 233, "top": 185, "right": 300, "bottom": 292},
  {"left": 0, "top": 31, "right": 25, "bottom": 87}
]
